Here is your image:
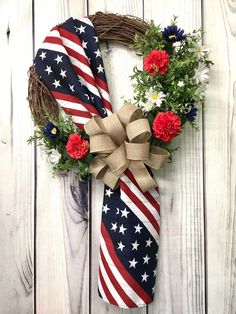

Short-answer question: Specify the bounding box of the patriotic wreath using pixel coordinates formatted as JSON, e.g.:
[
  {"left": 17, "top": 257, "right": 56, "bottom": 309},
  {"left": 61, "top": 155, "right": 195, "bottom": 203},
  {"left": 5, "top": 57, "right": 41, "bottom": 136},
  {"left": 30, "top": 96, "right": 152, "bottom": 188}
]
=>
[
  {"left": 28, "top": 12, "right": 212, "bottom": 188},
  {"left": 27, "top": 12, "right": 213, "bottom": 308}
]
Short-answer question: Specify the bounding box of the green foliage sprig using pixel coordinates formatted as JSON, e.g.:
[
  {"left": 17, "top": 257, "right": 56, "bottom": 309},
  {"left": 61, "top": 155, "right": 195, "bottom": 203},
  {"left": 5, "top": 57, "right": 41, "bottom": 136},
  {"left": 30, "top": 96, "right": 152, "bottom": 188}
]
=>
[
  {"left": 28, "top": 114, "right": 93, "bottom": 180},
  {"left": 130, "top": 17, "right": 213, "bottom": 160}
]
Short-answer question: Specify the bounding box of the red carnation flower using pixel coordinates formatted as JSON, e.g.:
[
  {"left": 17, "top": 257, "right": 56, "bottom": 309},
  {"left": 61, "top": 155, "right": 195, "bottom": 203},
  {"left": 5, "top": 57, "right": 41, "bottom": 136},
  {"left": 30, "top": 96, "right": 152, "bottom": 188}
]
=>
[
  {"left": 152, "top": 111, "right": 181, "bottom": 142},
  {"left": 66, "top": 133, "right": 89, "bottom": 159},
  {"left": 144, "top": 50, "right": 170, "bottom": 75}
]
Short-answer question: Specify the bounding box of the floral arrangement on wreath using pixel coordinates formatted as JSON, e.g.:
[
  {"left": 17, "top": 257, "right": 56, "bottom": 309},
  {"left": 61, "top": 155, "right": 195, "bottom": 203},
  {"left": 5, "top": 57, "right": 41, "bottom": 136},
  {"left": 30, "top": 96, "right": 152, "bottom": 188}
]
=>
[{"left": 28, "top": 16, "right": 212, "bottom": 181}]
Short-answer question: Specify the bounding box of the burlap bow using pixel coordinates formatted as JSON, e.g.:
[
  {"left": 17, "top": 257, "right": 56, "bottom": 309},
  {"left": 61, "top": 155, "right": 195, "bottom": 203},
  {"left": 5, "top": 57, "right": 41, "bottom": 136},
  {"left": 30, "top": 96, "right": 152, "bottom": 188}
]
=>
[{"left": 84, "top": 103, "right": 169, "bottom": 193}]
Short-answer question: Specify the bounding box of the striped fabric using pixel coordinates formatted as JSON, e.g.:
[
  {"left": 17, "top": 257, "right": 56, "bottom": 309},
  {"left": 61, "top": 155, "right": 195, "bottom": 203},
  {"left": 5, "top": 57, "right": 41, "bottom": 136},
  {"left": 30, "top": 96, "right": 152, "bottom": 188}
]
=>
[
  {"left": 34, "top": 17, "right": 112, "bottom": 129},
  {"left": 34, "top": 17, "right": 160, "bottom": 309}
]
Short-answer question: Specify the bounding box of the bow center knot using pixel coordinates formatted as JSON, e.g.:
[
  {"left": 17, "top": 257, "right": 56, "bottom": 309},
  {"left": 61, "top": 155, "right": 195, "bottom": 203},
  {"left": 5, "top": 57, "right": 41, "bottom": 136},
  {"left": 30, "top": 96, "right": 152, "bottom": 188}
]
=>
[{"left": 84, "top": 103, "right": 169, "bottom": 192}]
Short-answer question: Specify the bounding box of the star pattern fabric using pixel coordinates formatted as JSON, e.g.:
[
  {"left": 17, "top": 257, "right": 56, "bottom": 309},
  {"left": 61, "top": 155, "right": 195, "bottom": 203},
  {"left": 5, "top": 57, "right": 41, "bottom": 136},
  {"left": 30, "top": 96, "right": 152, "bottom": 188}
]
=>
[
  {"left": 34, "top": 17, "right": 112, "bottom": 130},
  {"left": 102, "top": 185, "right": 158, "bottom": 289},
  {"left": 33, "top": 16, "right": 160, "bottom": 309},
  {"left": 98, "top": 170, "right": 160, "bottom": 308}
]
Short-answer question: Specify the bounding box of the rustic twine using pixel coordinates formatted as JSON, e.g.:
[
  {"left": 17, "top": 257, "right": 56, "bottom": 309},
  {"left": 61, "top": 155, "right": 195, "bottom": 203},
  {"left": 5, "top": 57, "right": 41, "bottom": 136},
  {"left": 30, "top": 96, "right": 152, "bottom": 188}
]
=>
[
  {"left": 28, "top": 12, "right": 149, "bottom": 123},
  {"left": 89, "top": 12, "right": 148, "bottom": 46},
  {"left": 28, "top": 65, "right": 59, "bottom": 124}
]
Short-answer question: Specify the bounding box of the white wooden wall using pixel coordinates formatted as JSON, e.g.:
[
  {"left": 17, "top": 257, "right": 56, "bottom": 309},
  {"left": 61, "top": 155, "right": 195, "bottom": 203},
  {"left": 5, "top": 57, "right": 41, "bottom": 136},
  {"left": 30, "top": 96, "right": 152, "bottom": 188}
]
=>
[{"left": 0, "top": 0, "right": 235, "bottom": 313}]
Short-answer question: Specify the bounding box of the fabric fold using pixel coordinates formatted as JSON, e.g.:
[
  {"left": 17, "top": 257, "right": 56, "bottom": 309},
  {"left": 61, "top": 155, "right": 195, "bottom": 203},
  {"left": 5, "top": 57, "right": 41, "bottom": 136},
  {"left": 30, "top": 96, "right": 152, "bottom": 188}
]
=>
[{"left": 33, "top": 16, "right": 160, "bottom": 309}]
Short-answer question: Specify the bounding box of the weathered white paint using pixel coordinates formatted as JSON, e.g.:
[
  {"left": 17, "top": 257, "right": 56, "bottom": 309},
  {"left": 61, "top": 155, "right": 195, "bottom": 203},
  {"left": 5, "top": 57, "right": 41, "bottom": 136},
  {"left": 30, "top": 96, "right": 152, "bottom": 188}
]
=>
[
  {"left": 204, "top": 1, "right": 236, "bottom": 313},
  {"left": 0, "top": 0, "right": 235, "bottom": 313},
  {"left": 0, "top": 0, "right": 34, "bottom": 313}
]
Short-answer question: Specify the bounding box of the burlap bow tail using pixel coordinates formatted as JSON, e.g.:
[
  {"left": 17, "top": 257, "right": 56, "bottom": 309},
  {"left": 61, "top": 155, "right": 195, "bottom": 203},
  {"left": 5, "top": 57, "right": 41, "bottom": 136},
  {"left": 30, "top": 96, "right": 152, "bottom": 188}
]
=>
[{"left": 84, "top": 103, "right": 169, "bottom": 193}]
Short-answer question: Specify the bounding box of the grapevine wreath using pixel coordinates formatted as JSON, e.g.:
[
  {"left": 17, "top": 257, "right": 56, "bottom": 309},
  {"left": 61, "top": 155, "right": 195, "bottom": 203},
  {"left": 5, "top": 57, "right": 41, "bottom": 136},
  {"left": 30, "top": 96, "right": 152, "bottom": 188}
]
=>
[{"left": 28, "top": 12, "right": 212, "bottom": 308}]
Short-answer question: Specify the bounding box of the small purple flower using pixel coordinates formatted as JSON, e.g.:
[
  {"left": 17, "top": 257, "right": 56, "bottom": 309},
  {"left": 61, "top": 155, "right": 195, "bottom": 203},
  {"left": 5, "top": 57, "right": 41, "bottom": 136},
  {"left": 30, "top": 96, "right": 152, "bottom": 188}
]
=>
[
  {"left": 163, "top": 25, "right": 185, "bottom": 42},
  {"left": 42, "top": 122, "right": 59, "bottom": 139}
]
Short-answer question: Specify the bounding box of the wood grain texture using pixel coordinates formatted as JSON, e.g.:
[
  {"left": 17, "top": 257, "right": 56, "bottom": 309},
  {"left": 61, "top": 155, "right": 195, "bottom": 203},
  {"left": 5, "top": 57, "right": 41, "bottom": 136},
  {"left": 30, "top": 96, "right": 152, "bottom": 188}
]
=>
[
  {"left": 203, "top": 0, "right": 236, "bottom": 313},
  {"left": 88, "top": 0, "right": 146, "bottom": 313},
  {"left": 0, "top": 0, "right": 34, "bottom": 313},
  {"left": 144, "top": 1, "right": 205, "bottom": 314},
  {"left": 34, "top": 1, "right": 89, "bottom": 313},
  {"left": 1, "top": 0, "right": 236, "bottom": 313}
]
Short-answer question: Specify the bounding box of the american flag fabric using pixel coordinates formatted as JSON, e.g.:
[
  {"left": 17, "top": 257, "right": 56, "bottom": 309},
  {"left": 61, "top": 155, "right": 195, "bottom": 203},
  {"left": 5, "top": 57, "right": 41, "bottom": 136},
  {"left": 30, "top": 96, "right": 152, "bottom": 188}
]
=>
[
  {"left": 34, "top": 17, "right": 160, "bottom": 309},
  {"left": 34, "top": 17, "right": 112, "bottom": 129}
]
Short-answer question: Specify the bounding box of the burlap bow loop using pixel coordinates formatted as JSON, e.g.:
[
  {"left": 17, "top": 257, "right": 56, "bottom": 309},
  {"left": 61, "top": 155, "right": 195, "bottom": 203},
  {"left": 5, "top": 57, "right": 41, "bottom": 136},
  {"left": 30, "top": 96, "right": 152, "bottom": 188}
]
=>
[{"left": 84, "top": 103, "right": 170, "bottom": 192}]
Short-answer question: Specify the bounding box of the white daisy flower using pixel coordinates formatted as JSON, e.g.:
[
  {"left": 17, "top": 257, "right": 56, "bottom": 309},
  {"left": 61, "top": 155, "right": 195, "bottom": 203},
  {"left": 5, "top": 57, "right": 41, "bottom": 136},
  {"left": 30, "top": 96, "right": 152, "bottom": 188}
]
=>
[
  {"left": 194, "top": 63, "right": 209, "bottom": 84},
  {"left": 177, "top": 81, "right": 184, "bottom": 87},
  {"left": 48, "top": 149, "right": 61, "bottom": 165},
  {"left": 188, "top": 43, "right": 211, "bottom": 58},
  {"left": 143, "top": 89, "right": 166, "bottom": 111},
  {"left": 140, "top": 101, "right": 154, "bottom": 112}
]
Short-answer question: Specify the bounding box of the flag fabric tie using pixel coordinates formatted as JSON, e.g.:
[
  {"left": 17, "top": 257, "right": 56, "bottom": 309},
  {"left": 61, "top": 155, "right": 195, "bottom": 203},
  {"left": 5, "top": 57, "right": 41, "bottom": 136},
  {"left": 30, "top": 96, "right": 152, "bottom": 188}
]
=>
[{"left": 33, "top": 17, "right": 161, "bottom": 309}]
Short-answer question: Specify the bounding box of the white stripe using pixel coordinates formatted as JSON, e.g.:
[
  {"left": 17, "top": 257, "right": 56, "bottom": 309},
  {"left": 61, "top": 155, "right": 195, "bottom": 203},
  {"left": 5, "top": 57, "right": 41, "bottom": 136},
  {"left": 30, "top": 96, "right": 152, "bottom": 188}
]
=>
[
  {"left": 58, "top": 106, "right": 89, "bottom": 126},
  {"left": 43, "top": 31, "right": 112, "bottom": 117},
  {"left": 149, "top": 187, "right": 160, "bottom": 202},
  {"left": 99, "top": 258, "right": 127, "bottom": 307},
  {"left": 43, "top": 34, "right": 95, "bottom": 82},
  {"left": 47, "top": 32, "right": 108, "bottom": 104},
  {"left": 96, "top": 84, "right": 114, "bottom": 115},
  {"left": 49, "top": 29, "right": 88, "bottom": 60},
  {"left": 48, "top": 31, "right": 97, "bottom": 88},
  {"left": 55, "top": 98, "right": 92, "bottom": 114},
  {"left": 76, "top": 75, "right": 100, "bottom": 98},
  {"left": 60, "top": 38, "right": 95, "bottom": 79},
  {"left": 43, "top": 32, "right": 108, "bottom": 107},
  {"left": 122, "top": 175, "right": 160, "bottom": 225},
  {"left": 120, "top": 188, "right": 159, "bottom": 244},
  {"left": 100, "top": 236, "right": 145, "bottom": 306},
  {"left": 40, "top": 42, "right": 102, "bottom": 99},
  {"left": 96, "top": 84, "right": 111, "bottom": 103},
  {"left": 71, "top": 115, "right": 91, "bottom": 125},
  {"left": 41, "top": 42, "right": 67, "bottom": 54},
  {"left": 98, "top": 272, "right": 109, "bottom": 303}
]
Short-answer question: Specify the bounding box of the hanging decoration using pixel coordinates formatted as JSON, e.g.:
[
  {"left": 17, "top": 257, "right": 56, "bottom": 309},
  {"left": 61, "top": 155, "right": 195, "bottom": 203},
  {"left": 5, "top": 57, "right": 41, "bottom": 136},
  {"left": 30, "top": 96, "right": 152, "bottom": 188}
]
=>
[{"left": 28, "top": 12, "right": 212, "bottom": 309}]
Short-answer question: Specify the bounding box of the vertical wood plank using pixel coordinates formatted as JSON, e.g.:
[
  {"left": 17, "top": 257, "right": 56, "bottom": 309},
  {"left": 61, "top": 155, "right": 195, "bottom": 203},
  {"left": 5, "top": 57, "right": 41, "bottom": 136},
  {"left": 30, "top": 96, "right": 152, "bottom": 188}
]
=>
[
  {"left": 0, "top": 0, "right": 34, "bottom": 313},
  {"left": 144, "top": 2, "right": 205, "bottom": 314},
  {"left": 203, "top": 0, "right": 236, "bottom": 313},
  {"left": 88, "top": 1, "right": 147, "bottom": 313},
  {"left": 34, "top": 1, "right": 90, "bottom": 313}
]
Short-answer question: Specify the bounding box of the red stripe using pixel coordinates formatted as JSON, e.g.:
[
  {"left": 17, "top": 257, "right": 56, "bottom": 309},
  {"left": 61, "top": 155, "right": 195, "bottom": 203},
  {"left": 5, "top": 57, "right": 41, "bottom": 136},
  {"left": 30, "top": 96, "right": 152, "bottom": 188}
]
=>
[
  {"left": 46, "top": 29, "right": 112, "bottom": 114},
  {"left": 120, "top": 180, "right": 160, "bottom": 235},
  {"left": 74, "top": 77, "right": 112, "bottom": 117},
  {"left": 44, "top": 36, "right": 63, "bottom": 46},
  {"left": 58, "top": 27, "right": 83, "bottom": 49},
  {"left": 61, "top": 107, "right": 92, "bottom": 119},
  {"left": 100, "top": 249, "right": 137, "bottom": 308},
  {"left": 54, "top": 32, "right": 112, "bottom": 112},
  {"left": 44, "top": 37, "right": 99, "bottom": 97},
  {"left": 101, "top": 222, "right": 152, "bottom": 304},
  {"left": 94, "top": 76, "right": 112, "bottom": 112},
  {"left": 100, "top": 97, "right": 112, "bottom": 112},
  {"left": 44, "top": 36, "right": 90, "bottom": 70},
  {"left": 98, "top": 268, "right": 118, "bottom": 306},
  {"left": 75, "top": 122, "right": 84, "bottom": 130},
  {"left": 47, "top": 30, "right": 90, "bottom": 68},
  {"left": 72, "top": 64, "right": 99, "bottom": 92},
  {"left": 51, "top": 91, "right": 99, "bottom": 115},
  {"left": 125, "top": 169, "right": 160, "bottom": 214},
  {"left": 94, "top": 75, "right": 109, "bottom": 93},
  {"left": 64, "top": 45, "right": 90, "bottom": 68}
]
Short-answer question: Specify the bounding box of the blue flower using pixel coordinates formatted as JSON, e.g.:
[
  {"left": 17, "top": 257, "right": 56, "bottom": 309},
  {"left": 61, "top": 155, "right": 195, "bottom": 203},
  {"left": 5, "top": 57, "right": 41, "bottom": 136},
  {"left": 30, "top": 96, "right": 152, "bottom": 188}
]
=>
[
  {"left": 163, "top": 25, "right": 185, "bottom": 42},
  {"left": 185, "top": 104, "right": 197, "bottom": 122},
  {"left": 42, "top": 122, "right": 59, "bottom": 139}
]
